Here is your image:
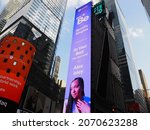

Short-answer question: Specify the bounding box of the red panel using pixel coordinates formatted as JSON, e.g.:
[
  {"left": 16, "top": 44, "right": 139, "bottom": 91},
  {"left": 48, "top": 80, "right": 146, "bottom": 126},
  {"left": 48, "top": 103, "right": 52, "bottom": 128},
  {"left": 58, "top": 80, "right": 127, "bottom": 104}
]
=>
[
  {"left": 0, "top": 36, "right": 36, "bottom": 103},
  {"left": 0, "top": 70, "right": 25, "bottom": 103}
]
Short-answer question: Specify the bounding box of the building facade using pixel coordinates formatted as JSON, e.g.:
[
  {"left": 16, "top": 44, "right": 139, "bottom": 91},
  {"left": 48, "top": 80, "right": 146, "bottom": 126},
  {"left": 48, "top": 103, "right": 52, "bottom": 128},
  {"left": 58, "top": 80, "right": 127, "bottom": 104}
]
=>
[
  {"left": 141, "top": 0, "right": 150, "bottom": 22},
  {"left": 100, "top": 0, "right": 146, "bottom": 112},
  {"left": 139, "top": 69, "right": 150, "bottom": 111},
  {"left": 0, "top": 0, "right": 31, "bottom": 32},
  {"left": 52, "top": 56, "right": 61, "bottom": 81},
  {"left": 91, "top": 8, "right": 125, "bottom": 112}
]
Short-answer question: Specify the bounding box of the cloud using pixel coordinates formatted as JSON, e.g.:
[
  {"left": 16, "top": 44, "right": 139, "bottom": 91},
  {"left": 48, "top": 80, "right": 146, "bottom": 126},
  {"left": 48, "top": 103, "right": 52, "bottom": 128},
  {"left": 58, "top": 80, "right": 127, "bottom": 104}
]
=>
[
  {"left": 62, "top": 20, "right": 72, "bottom": 33},
  {"left": 0, "top": 0, "right": 9, "bottom": 13},
  {"left": 1, "top": 0, "right": 9, "bottom": 5},
  {"left": 128, "top": 28, "right": 144, "bottom": 38}
]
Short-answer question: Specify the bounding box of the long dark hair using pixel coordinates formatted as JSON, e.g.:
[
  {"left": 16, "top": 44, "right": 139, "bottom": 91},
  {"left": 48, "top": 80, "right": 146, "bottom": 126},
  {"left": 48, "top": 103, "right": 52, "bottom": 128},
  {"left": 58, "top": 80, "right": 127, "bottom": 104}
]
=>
[{"left": 66, "top": 77, "right": 84, "bottom": 113}]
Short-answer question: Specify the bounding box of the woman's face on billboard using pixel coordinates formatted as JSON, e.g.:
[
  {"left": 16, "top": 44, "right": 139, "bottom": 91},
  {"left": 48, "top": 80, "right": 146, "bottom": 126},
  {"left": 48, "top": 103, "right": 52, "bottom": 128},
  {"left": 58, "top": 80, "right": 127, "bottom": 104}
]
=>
[{"left": 70, "top": 79, "right": 82, "bottom": 99}]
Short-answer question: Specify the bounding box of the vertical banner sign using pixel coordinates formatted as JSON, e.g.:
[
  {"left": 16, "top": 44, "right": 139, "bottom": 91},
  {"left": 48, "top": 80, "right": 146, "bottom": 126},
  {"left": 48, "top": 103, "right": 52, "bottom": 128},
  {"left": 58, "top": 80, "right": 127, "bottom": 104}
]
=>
[{"left": 63, "top": 2, "right": 91, "bottom": 113}]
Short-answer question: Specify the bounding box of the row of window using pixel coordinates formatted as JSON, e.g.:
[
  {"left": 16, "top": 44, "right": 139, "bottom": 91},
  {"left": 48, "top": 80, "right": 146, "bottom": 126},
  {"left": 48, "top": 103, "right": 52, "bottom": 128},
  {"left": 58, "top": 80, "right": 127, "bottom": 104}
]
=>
[
  {"left": 5, "top": 39, "right": 17, "bottom": 43},
  {"left": 6, "top": 68, "right": 27, "bottom": 80},
  {"left": 0, "top": 49, "right": 33, "bottom": 58},
  {"left": 3, "top": 57, "right": 31, "bottom": 65},
  {"left": 4, "top": 59, "right": 26, "bottom": 70},
  {"left": 6, "top": 68, "right": 20, "bottom": 77},
  {"left": 1, "top": 42, "right": 32, "bottom": 49}
]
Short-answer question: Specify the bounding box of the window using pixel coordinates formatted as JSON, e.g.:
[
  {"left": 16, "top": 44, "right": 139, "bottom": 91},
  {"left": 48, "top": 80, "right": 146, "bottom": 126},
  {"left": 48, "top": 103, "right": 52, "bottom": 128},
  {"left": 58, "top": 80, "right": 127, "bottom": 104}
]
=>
[
  {"left": 17, "top": 46, "right": 20, "bottom": 50},
  {"left": 30, "top": 47, "right": 32, "bottom": 50},
  {"left": 20, "top": 55, "right": 24, "bottom": 60},
  {"left": 1, "top": 50, "right": 5, "bottom": 54},
  {"left": 7, "top": 44, "right": 11, "bottom": 48},
  {"left": 3, "top": 58, "right": 8, "bottom": 63},
  {"left": 13, "top": 61, "right": 17, "bottom": 66},
  {"left": 27, "top": 60, "right": 30, "bottom": 64},
  {"left": 25, "top": 50, "right": 28, "bottom": 54},
  {"left": 16, "top": 72, "right": 20, "bottom": 77},
  {"left": 10, "top": 51, "right": 14, "bottom": 55},
  {"left": 13, "top": 39, "right": 17, "bottom": 43},
  {"left": 6, "top": 69, "right": 11, "bottom": 73},
  {"left": 21, "top": 42, "right": 25, "bottom": 46},
  {"left": 22, "top": 65, "right": 26, "bottom": 70}
]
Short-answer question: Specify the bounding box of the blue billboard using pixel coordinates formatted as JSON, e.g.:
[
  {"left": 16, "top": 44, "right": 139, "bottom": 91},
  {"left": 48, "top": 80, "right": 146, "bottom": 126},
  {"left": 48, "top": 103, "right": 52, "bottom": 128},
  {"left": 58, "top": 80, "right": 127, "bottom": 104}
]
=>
[{"left": 63, "top": 2, "right": 92, "bottom": 113}]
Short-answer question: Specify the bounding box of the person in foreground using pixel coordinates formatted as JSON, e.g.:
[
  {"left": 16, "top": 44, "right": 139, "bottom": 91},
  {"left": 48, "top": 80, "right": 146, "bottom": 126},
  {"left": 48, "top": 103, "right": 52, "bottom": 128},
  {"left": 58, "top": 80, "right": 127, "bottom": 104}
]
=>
[{"left": 63, "top": 77, "right": 90, "bottom": 113}]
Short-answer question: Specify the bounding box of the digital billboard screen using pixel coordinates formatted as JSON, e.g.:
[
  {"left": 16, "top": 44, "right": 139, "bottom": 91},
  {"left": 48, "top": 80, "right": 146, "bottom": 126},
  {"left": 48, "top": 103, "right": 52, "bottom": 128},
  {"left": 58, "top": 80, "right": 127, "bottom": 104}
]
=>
[
  {"left": 0, "top": 36, "right": 36, "bottom": 112},
  {"left": 63, "top": 2, "right": 92, "bottom": 113},
  {"left": 93, "top": 0, "right": 106, "bottom": 18}
]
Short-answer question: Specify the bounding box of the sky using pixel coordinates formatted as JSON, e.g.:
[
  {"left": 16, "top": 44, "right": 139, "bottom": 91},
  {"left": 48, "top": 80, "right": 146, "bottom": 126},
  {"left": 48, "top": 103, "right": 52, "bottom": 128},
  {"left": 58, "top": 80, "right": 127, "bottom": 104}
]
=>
[
  {"left": 56, "top": 0, "right": 150, "bottom": 89},
  {"left": 0, "top": 0, "right": 9, "bottom": 13}
]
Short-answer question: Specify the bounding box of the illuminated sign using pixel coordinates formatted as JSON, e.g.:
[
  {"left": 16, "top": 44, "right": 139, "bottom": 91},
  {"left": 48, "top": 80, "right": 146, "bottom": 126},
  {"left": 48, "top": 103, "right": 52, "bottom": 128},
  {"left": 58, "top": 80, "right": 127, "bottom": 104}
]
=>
[
  {"left": 93, "top": 0, "right": 106, "bottom": 18},
  {"left": 0, "top": 36, "right": 36, "bottom": 112},
  {"left": 63, "top": 2, "right": 91, "bottom": 113}
]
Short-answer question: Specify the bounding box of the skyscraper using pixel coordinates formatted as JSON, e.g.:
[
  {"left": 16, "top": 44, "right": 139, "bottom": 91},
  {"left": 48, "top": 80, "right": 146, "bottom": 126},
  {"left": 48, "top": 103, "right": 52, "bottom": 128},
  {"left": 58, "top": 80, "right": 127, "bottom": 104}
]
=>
[
  {"left": 0, "top": 19, "right": 6, "bottom": 32},
  {"left": 2, "top": 0, "right": 67, "bottom": 43},
  {"left": 0, "top": 0, "right": 31, "bottom": 20},
  {"left": 0, "top": 0, "right": 67, "bottom": 112},
  {"left": 91, "top": 10, "right": 125, "bottom": 112},
  {"left": 1, "top": 0, "right": 67, "bottom": 75},
  {"left": 139, "top": 69, "right": 149, "bottom": 98},
  {"left": 103, "top": 0, "right": 144, "bottom": 112},
  {"left": 52, "top": 56, "right": 61, "bottom": 81},
  {"left": 0, "top": 0, "right": 31, "bottom": 32},
  {"left": 141, "top": 0, "right": 150, "bottom": 22},
  {"left": 139, "top": 69, "right": 150, "bottom": 111}
]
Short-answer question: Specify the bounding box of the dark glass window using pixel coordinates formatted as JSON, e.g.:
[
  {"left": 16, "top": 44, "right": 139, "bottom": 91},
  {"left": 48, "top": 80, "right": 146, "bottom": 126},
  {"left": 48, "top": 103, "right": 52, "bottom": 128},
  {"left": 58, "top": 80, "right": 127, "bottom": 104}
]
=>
[
  {"left": 25, "top": 50, "right": 28, "bottom": 54},
  {"left": 3, "top": 58, "right": 8, "bottom": 63},
  {"left": 13, "top": 39, "right": 17, "bottom": 43},
  {"left": 7, "top": 44, "right": 11, "bottom": 48},
  {"left": 6, "top": 69, "right": 11, "bottom": 73},
  {"left": 16, "top": 72, "right": 20, "bottom": 77},
  {"left": 27, "top": 60, "right": 30, "bottom": 64},
  {"left": 10, "top": 51, "right": 14, "bottom": 55},
  {"left": 20, "top": 55, "right": 24, "bottom": 60},
  {"left": 22, "top": 65, "right": 26, "bottom": 70},
  {"left": 1, "top": 50, "right": 5, "bottom": 54},
  {"left": 17, "top": 46, "right": 20, "bottom": 50}
]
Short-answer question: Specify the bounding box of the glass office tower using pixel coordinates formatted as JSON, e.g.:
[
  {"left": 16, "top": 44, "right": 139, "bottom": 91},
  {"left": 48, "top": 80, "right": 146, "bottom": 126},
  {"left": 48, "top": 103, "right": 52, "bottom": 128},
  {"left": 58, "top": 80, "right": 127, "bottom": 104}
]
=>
[
  {"left": 0, "top": 0, "right": 31, "bottom": 20},
  {"left": 1, "top": 0, "right": 67, "bottom": 75},
  {"left": 103, "top": 0, "right": 147, "bottom": 112},
  {"left": 2, "top": 0, "right": 67, "bottom": 43},
  {"left": 0, "top": 0, "right": 31, "bottom": 32}
]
